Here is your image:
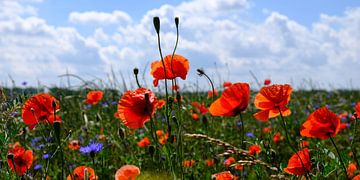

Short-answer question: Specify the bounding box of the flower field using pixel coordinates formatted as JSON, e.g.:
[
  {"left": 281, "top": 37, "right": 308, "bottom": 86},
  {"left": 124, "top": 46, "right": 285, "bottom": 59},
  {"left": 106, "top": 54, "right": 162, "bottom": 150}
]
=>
[{"left": 1, "top": 17, "right": 360, "bottom": 180}]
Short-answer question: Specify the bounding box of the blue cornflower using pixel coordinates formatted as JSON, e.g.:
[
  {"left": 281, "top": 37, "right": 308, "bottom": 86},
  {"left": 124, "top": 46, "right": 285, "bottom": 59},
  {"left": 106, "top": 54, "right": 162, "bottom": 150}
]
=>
[
  {"left": 21, "top": 81, "right": 27, "bottom": 86},
  {"left": 80, "top": 142, "right": 103, "bottom": 155},
  {"left": 246, "top": 132, "right": 255, "bottom": 138},
  {"left": 111, "top": 101, "right": 117, "bottom": 105},
  {"left": 102, "top": 102, "right": 108, "bottom": 108},
  {"left": 236, "top": 120, "right": 242, "bottom": 127},
  {"left": 34, "top": 164, "right": 43, "bottom": 170},
  {"left": 31, "top": 137, "right": 41, "bottom": 144},
  {"left": 42, "top": 153, "right": 50, "bottom": 159},
  {"left": 349, "top": 136, "right": 354, "bottom": 141},
  {"left": 35, "top": 143, "right": 45, "bottom": 150}
]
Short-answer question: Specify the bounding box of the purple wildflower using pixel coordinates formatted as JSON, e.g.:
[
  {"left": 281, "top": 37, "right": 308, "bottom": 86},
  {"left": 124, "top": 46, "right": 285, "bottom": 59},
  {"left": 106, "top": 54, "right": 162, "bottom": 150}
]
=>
[{"left": 80, "top": 142, "right": 103, "bottom": 155}]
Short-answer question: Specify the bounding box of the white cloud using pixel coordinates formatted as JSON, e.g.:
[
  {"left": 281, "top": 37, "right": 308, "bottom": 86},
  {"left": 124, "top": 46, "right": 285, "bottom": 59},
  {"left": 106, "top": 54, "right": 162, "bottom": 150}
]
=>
[
  {"left": 0, "top": 0, "right": 359, "bottom": 89},
  {"left": 69, "top": 11, "right": 132, "bottom": 25}
]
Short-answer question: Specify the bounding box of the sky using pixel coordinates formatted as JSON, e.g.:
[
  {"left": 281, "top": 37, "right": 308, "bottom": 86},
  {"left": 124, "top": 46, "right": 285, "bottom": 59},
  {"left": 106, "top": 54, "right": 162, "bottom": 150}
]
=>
[{"left": 1, "top": 0, "right": 360, "bottom": 90}]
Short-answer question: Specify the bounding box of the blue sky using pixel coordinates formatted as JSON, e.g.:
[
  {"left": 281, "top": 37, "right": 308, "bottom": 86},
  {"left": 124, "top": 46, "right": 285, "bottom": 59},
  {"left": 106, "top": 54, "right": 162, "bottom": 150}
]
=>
[{"left": 1, "top": 0, "right": 360, "bottom": 90}]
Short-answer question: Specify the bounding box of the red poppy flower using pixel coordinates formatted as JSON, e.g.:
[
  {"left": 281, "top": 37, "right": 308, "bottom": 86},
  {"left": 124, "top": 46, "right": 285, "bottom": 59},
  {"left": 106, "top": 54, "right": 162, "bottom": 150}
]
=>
[
  {"left": 340, "top": 122, "right": 348, "bottom": 131},
  {"left": 356, "top": 102, "right": 360, "bottom": 118},
  {"left": 191, "top": 102, "right": 208, "bottom": 114},
  {"left": 299, "top": 140, "right": 310, "bottom": 148},
  {"left": 183, "top": 160, "right": 195, "bottom": 167},
  {"left": 156, "top": 99, "right": 166, "bottom": 109},
  {"left": 354, "top": 175, "right": 360, "bottom": 180},
  {"left": 234, "top": 164, "right": 244, "bottom": 171},
  {"left": 191, "top": 113, "right": 200, "bottom": 120},
  {"left": 347, "top": 163, "right": 357, "bottom": 178},
  {"left": 253, "top": 84, "right": 292, "bottom": 122},
  {"left": 7, "top": 146, "right": 33, "bottom": 176},
  {"left": 262, "top": 126, "right": 272, "bottom": 134},
  {"left": 67, "top": 166, "right": 97, "bottom": 180},
  {"left": 137, "top": 137, "right": 150, "bottom": 148},
  {"left": 223, "top": 81, "right": 232, "bottom": 88},
  {"left": 22, "top": 93, "right": 60, "bottom": 130},
  {"left": 68, "top": 140, "right": 80, "bottom": 150},
  {"left": 209, "top": 83, "right": 250, "bottom": 117},
  {"left": 224, "top": 157, "right": 236, "bottom": 166},
  {"left": 300, "top": 107, "right": 340, "bottom": 139},
  {"left": 117, "top": 88, "right": 157, "bottom": 129},
  {"left": 249, "top": 145, "right": 261, "bottom": 155},
  {"left": 212, "top": 171, "right": 234, "bottom": 180},
  {"left": 115, "top": 165, "right": 140, "bottom": 180},
  {"left": 284, "top": 148, "right": 311, "bottom": 175},
  {"left": 264, "top": 79, "right": 271, "bottom": 85},
  {"left": 208, "top": 89, "right": 218, "bottom": 98},
  {"left": 273, "top": 132, "right": 282, "bottom": 144},
  {"left": 205, "top": 159, "right": 215, "bottom": 167},
  {"left": 85, "top": 90, "right": 103, "bottom": 105},
  {"left": 150, "top": 54, "right": 189, "bottom": 87},
  {"left": 156, "top": 130, "right": 164, "bottom": 137}
]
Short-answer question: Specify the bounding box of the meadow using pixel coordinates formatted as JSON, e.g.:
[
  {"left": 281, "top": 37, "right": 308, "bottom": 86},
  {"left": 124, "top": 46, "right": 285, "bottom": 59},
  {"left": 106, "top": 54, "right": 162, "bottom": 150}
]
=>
[{"left": 1, "top": 17, "right": 360, "bottom": 180}]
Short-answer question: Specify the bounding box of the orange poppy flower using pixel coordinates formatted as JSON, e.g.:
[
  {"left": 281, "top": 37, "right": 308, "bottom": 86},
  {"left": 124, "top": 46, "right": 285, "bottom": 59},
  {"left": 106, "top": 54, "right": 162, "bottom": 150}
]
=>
[
  {"left": 22, "top": 93, "right": 60, "bottom": 130},
  {"left": 85, "top": 90, "right": 103, "bottom": 105},
  {"left": 356, "top": 102, "right": 360, "bottom": 118},
  {"left": 205, "top": 159, "right": 215, "bottom": 167},
  {"left": 67, "top": 166, "right": 97, "bottom": 180},
  {"left": 253, "top": 84, "right": 292, "bottom": 122},
  {"left": 347, "top": 163, "right": 357, "bottom": 178},
  {"left": 223, "top": 81, "right": 232, "bottom": 88},
  {"left": 150, "top": 54, "right": 189, "bottom": 87},
  {"left": 212, "top": 171, "right": 234, "bottom": 180},
  {"left": 284, "top": 148, "right": 311, "bottom": 175},
  {"left": 115, "top": 165, "right": 140, "bottom": 180},
  {"left": 68, "top": 140, "right": 80, "bottom": 150},
  {"left": 208, "top": 89, "right": 218, "bottom": 98},
  {"left": 156, "top": 99, "right": 166, "bottom": 109},
  {"left": 224, "top": 157, "right": 236, "bottom": 166},
  {"left": 7, "top": 146, "right": 33, "bottom": 176},
  {"left": 156, "top": 130, "right": 164, "bottom": 137},
  {"left": 191, "top": 101, "right": 208, "bottom": 114},
  {"left": 273, "top": 132, "right": 282, "bottom": 144},
  {"left": 183, "top": 160, "right": 195, "bottom": 167},
  {"left": 354, "top": 175, "right": 360, "bottom": 180},
  {"left": 117, "top": 88, "right": 157, "bottom": 129},
  {"left": 209, "top": 83, "right": 250, "bottom": 117},
  {"left": 300, "top": 107, "right": 340, "bottom": 139},
  {"left": 192, "top": 113, "right": 200, "bottom": 120},
  {"left": 137, "top": 137, "right": 150, "bottom": 148},
  {"left": 299, "top": 140, "right": 310, "bottom": 148},
  {"left": 234, "top": 164, "right": 244, "bottom": 171},
  {"left": 248, "top": 145, "right": 261, "bottom": 155},
  {"left": 262, "top": 126, "right": 272, "bottom": 134}
]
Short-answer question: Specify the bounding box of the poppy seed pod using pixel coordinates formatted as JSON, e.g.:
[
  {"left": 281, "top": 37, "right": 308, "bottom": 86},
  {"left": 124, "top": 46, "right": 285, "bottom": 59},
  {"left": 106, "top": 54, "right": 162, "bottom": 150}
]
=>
[{"left": 153, "top": 17, "right": 160, "bottom": 34}]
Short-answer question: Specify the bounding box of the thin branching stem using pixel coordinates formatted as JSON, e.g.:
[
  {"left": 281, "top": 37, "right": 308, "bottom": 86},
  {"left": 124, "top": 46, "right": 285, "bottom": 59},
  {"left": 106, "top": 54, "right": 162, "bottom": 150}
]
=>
[{"left": 329, "top": 136, "right": 349, "bottom": 179}]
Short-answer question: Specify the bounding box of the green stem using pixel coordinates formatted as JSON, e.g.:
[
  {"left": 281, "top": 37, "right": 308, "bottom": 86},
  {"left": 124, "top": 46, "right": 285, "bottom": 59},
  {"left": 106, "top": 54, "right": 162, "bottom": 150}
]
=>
[
  {"left": 278, "top": 107, "right": 310, "bottom": 179},
  {"left": 239, "top": 113, "right": 245, "bottom": 149},
  {"left": 351, "top": 115, "right": 359, "bottom": 166},
  {"left": 329, "top": 136, "right": 349, "bottom": 179}
]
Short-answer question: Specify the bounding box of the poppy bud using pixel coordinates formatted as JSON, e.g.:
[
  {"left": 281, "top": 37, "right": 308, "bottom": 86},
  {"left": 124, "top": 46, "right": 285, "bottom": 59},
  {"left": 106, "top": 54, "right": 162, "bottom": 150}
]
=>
[
  {"left": 197, "top": 69, "right": 205, "bottom": 76},
  {"left": 118, "top": 128, "right": 126, "bottom": 139},
  {"left": 153, "top": 17, "right": 160, "bottom": 34},
  {"left": 175, "top": 17, "right": 179, "bottom": 27},
  {"left": 202, "top": 116, "right": 208, "bottom": 127},
  {"left": 133, "top": 68, "right": 139, "bottom": 75}
]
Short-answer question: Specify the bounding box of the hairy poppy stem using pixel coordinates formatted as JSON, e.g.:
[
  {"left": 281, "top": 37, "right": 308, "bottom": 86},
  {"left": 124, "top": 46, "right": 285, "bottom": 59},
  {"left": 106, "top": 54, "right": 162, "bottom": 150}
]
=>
[
  {"left": 53, "top": 100, "right": 64, "bottom": 180},
  {"left": 239, "top": 113, "right": 245, "bottom": 149},
  {"left": 153, "top": 17, "right": 170, "bottom": 134},
  {"left": 278, "top": 107, "right": 310, "bottom": 179},
  {"left": 329, "top": 136, "right": 349, "bottom": 179},
  {"left": 170, "top": 17, "right": 180, "bottom": 97},
  {"left": 196, "top": 69, "right": 215, "bottom": 102},
  {"left": 351, "top": 114, "right": 359, "bottom": 166}
]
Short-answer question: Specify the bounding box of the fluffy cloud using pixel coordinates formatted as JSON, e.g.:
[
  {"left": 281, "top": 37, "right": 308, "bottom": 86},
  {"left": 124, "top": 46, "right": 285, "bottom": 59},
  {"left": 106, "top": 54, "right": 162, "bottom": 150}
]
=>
[
  {"left": 69, "top": 11, "right": 132, "bottom": 25},
  {"left": 0, "top": 0, "right": 359, "bottom": 89}
]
